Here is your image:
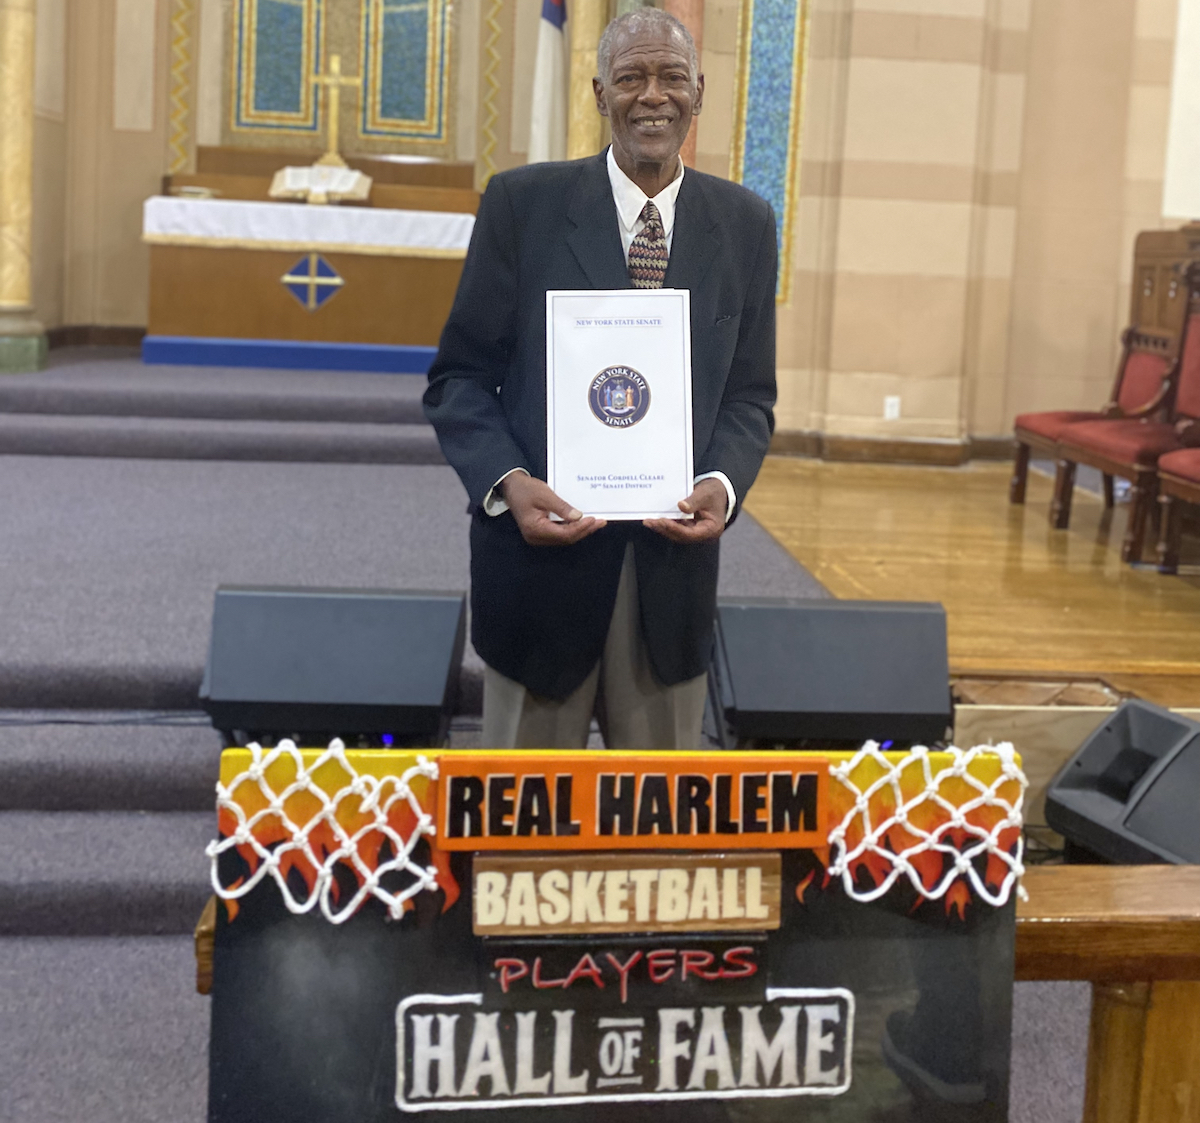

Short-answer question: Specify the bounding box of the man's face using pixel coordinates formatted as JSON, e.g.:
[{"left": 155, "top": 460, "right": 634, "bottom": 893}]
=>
[{"left": 594, "top": 24, "right": 704, "bottom": 171}]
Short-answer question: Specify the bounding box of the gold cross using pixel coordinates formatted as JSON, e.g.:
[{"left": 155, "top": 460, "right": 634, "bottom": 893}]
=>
[
  {"left": 281, "top": 253, "right": 345, "bottom": 311},
  {"left": 313, "top": 54, "right": 360, "bottom": 167}
]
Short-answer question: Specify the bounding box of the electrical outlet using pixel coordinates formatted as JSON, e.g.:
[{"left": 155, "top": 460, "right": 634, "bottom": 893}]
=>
[{"left": 883, "top": 395, "right": 901, "bottom": 421}]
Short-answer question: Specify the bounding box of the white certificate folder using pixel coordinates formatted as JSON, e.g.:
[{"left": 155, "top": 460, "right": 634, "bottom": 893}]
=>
[{"left": 546, "top": 288, "right": 694, "bottom": 520}]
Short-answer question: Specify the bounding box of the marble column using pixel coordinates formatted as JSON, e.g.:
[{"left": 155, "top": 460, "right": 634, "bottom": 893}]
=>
[
  {"left": 663, "top": 0, "right": 702, "bottom": 167},
  {"left": 0, "top": 0, "right": 45, "bottom": 372},
  {"left": 566, "top": 0, "right": 607, "bottom": 160}
]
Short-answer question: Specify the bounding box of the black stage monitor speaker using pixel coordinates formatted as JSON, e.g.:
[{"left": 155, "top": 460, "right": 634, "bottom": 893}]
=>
[
  {"left": 1045, "top": 699, "right": 1200, "bottom": 864},
  {"left": 200, "top": 586, "right": 466, "bottom": 745},
  {"left": 709, "top": 597, "right": 952, "bottom": 746}
]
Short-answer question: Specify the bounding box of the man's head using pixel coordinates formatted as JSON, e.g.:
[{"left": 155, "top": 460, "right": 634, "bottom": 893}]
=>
[{"left": 593, "top": 9, "right": 704, "bottom": 185}]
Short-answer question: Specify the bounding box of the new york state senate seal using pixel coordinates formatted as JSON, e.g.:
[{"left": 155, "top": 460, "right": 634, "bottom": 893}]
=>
[{"left": 588, "top": 365, "right": 651, "bottom": 428}]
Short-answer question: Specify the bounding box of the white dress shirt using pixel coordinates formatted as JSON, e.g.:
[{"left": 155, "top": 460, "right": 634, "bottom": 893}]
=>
[
  {"left": 483, "top": 147, "right": 738, "bottom": 521},
  {"left": 606, "top": 143, "right": 684, "bottom": 259}
]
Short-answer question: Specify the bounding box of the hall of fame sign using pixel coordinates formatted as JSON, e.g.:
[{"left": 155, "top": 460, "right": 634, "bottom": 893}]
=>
[
  {"left": 206, "top": 745, "right": 1025, "bottom": 1123},
  {"left": 395, "top": 986, "right": 854, "bottom": 1111}
]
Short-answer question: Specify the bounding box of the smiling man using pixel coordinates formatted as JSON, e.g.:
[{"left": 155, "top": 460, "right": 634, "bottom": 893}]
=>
[{"left": 423, "top": 9, "right": 777, "bottom": 750}]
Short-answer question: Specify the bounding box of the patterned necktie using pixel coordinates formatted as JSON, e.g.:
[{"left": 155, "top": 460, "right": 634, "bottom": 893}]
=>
[{"left": 628, "top": 201, "right": 668, "bottom": 288}]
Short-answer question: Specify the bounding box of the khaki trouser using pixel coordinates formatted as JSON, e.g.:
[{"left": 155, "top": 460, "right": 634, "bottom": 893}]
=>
[{"left": 481, "top": 543, "right": 707, "bottom": 749}]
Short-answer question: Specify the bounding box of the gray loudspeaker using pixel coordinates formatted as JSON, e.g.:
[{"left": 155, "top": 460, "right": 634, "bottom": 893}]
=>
[
  {"left": 1046, "top": 699, "right": 1200, "bottom": 864},
  {"left": 709, "top": 597, "right": 952, "bottom": 746},
  {"left": 199, "top": 585, "right": 466, "bottom": 745}
]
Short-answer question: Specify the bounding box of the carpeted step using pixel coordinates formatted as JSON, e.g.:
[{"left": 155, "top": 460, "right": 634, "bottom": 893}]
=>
[
  {"left": 0, "top": 659, "right": 484, "bottom": 717},
  {"left": 0, "top": 455, "right": 477, "bottom": 712},
  {"left": 0, "top": 716, "right": 223, "bottom": 812},
  {"left": 2, "top": 935, "right": 210, "bottom": 1123},
  {"left": 0, "top": 663, "right": 204, "bottom": 711},
  {"left": 1, "top": 349, "right": 429, "bottom": 424},
  {"left": 0, "top": 414, "right": 446, "bottom": 464},
  {"left": 0, "top": 455, "right": 822, "bottom": 715},
  {"left": 0, "top": 810, "right": 213, "bottom": 935}
]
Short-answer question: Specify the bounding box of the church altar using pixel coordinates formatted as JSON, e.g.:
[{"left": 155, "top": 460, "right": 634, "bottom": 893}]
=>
[
  {"left": 141, "top": 195, "right": 476, "bottom": 373},
  {"left": 144, "top": 197, "right": 474, "bottom": 257}
]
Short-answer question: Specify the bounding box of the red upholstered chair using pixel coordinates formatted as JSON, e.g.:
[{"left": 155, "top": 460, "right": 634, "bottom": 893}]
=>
[
  {"left": 1053, "top": 270, "right": 1200, "bottom": 563},
  {"left": 1156, "top": 448, "right": 1200, "bottom": 573},
  {"left": 1009, "top": 326, "right": 1176, "bottom": 506}
]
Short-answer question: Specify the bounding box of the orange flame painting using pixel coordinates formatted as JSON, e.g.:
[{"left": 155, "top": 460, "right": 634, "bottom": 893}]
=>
[
  {"left": 211, "top": 743, "right": 459, "bottom": 925},
  {"left": 822, "top": 743, "right": 1026, "bottom": 917},
  {"left": 211, "top": 743, "right": 1024, "bottom": 924}
]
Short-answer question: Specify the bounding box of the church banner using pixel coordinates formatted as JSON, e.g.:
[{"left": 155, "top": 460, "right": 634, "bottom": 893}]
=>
[
  {"left": 206, "top": 743, "right": 1025, "bottom": 1121},
  {"left": 231, "top": 0, "right": 322, "bottom": 134},
  {"left": 359, "top": 0, "right": 452, "bottom": 142},
  {"left": 224, "top": 0, "right": 453, "bottom": 154},
  {"left": 730, "top": 0, "right": 809, "bottom": 302}
]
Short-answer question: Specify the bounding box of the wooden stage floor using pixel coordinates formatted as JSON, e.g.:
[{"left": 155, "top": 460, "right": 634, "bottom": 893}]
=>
[{"left": 744, "top": 458, "right": 1200, "bottom": 707}]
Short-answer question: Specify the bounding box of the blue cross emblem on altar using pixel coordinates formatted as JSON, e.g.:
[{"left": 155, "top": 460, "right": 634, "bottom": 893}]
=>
[{"left": 281, "top": 253, "right": 344, "bottom": 311}]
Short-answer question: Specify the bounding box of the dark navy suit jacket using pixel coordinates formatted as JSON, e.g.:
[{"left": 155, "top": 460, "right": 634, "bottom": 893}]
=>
[{"left": 424, "top": 151, "right": 777, "bottom": 700}]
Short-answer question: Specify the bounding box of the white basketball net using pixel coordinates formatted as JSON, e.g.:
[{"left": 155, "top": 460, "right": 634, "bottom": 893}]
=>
[
  {"left": 209, "top": 741, "right": 1027, "bottom": 922},
  {"left": 827, "top": 741, "right": 1027, "bottom": 907},
  {"left": 207, "top": 739, "right": 440, "bottom": 924}
]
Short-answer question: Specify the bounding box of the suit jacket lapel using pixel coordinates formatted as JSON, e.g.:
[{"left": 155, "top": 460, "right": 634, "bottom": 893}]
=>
[
  {"left": 566, "top": 152, "right": 631, "bottom": 290},
  {"left": 663, "top": 172, "right": 719, "bottom": 292}
]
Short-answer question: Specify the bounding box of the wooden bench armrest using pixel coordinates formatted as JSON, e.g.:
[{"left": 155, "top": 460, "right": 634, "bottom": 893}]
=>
[
  {"left": 196, "top": 895, "right": 217, "bottom": 996},
  {"left": 1016, "top": 865, "right": 1200, "bottom": 982}
]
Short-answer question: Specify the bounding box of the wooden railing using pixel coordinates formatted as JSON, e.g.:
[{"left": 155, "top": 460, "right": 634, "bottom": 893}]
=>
[{"left": 1017, "top": 866, "right": 1200, "bottom": 1123}]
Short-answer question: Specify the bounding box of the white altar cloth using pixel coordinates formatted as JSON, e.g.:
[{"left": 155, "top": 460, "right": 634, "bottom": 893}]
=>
[{"left": 142, "top": 196, "right": 475, "bottom": 259}]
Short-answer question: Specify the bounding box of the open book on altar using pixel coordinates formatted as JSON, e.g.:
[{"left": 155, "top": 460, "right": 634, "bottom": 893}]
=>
[
  {"left": 546, "top": 288, "right": 694, "bottom": 520},
  {"left": 268, "top": 165, "right": 372, "bottom": 205}
]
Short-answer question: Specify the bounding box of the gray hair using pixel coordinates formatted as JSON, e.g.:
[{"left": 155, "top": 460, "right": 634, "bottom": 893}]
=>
[{"left": 596, "top": 8, "right": 699, "bottom": 85}]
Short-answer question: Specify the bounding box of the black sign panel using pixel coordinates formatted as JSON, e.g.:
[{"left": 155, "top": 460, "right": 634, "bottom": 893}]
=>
[{"left": 208, "top": 852, "right": 1015, "bottom": 1123}]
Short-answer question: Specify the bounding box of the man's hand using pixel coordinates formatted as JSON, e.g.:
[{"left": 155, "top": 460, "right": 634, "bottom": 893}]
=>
[
  {"left": 502, "top": 472, "right": 607, "bottom": 546},
  {"left": 643, "top": 478, "right": 728, "bottom": 543}
]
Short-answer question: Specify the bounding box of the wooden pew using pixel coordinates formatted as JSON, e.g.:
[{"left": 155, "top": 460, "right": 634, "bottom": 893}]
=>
[{"left": 1017, "top": 865, "right": 1200, "bottom": 1123}]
